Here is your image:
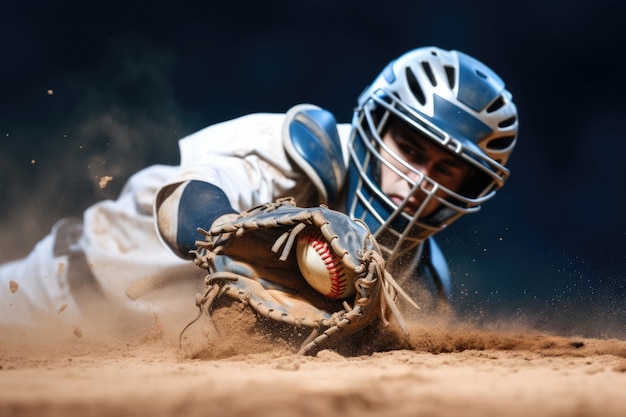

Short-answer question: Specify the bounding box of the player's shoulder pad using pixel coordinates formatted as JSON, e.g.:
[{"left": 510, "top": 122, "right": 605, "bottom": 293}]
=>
[
  {"left": 422, "top": 237, "right": 452, "bottom": 302},
  {"left": 282, "top": 104, "right": 346, "bottom": 205}
]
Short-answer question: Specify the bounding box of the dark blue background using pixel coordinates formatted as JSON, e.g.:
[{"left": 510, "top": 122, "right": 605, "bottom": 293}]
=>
[{"left": 1, "top": 1, "right": 624, "bottom": 337}]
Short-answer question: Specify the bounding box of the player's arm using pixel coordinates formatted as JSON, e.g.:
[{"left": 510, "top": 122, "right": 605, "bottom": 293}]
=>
[{"left": 155, "top": 180, "right": 238, "bottom": 259}]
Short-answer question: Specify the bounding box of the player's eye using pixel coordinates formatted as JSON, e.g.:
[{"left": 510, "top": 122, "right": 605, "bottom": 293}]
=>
[
  {"left": 393, "top": 135, "right": 426, "bottom": 164},
  {"left": 435, "top": 164, "right": 454, "bottom": 176}
]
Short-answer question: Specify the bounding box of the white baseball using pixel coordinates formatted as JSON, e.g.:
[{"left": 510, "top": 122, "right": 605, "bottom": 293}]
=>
[{"left": 295, "top": 230, "right": 356, "bottom": 299}]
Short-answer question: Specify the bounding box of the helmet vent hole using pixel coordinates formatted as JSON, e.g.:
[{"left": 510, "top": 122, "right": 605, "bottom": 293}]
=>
[
  {"left": 405, "top": 67, "right": 426, "bottom": 105},
  {"left": 487, "top": 135, "right": 516, "bottom": 150},
  {"left": 421, "top": 62, "right": 437, "bottom": 86},
  {"left": 444, "top": 65, "right": 456, "bottom": 89},
  {"left": 476, "top": 70, "right": 487, "bottom": 79},
  {"left": 486, "top": 96, "right": 505, "bottom": 113},
  {"left": 498, "top": 116, "right": 517, "bottom": 128}
]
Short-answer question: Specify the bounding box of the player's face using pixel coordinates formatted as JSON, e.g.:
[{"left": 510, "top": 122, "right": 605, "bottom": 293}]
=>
[{"left": 379, "top": 121, "right": 472, "bottom": 218}]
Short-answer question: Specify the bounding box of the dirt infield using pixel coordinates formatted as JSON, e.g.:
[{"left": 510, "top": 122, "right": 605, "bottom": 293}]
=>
[{"left": 2, "top": 317, "right": 625, "bottom": 417}]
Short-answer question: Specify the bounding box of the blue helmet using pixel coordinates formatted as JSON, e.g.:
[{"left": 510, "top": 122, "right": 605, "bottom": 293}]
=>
[{"left": 346, "top": 46, "right": 518, "bottom": 258}]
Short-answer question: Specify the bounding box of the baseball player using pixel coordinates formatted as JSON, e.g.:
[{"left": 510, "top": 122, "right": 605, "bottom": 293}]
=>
[{"left": 0, "top": 47, "right": 518, "bottom": 339}]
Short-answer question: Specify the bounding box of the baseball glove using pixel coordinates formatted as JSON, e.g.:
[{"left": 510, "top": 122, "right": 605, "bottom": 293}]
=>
[{"left": 180, "top": 197, "right": 419, "bottom": 356}]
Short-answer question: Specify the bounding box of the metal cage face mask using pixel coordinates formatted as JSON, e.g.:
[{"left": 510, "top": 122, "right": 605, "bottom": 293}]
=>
[{"left": 346, "top": 47, "right": 518, "bottom": 259}]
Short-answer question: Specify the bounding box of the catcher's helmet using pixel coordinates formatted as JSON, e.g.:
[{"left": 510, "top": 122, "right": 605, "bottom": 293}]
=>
[{"left": 346, "top": 46, "right": 518, "bottom": 258}]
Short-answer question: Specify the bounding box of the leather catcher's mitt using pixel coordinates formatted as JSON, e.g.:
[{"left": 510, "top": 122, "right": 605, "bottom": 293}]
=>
[{"left": 181, "top": 197, "right": 419, "bottom": 355}]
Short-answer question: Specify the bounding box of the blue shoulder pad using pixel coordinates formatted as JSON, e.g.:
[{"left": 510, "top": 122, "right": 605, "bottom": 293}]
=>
[{"left": 282, "top": 104, "right": 346, "bottom": 205}]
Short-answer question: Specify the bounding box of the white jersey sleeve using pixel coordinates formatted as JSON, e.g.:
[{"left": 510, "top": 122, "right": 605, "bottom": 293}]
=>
[{"left": 161, "top": 113, "right": 316, "bottom": 211}]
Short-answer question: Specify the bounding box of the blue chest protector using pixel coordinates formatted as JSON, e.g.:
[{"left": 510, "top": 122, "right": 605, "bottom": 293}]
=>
[
  {"left": 419, "top": 237, "right": 453, "bottom": 303},
  {"left": 282, "top": 104, "right": 453, "bottom": 303}
]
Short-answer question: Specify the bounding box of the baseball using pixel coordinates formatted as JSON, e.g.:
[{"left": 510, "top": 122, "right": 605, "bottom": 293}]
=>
[{"left": 295, "top": 230, "right": 356, "bottom": 299}]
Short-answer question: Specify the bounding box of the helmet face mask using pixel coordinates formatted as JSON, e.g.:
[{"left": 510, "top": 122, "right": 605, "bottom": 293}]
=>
[{"left": 346, "top": 47, "right": 518, "bottom": 259}]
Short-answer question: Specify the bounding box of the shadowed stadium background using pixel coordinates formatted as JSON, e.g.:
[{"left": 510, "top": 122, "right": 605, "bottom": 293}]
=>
[{"left": 1, "top": 1, "right": 624, "bottom": 337}]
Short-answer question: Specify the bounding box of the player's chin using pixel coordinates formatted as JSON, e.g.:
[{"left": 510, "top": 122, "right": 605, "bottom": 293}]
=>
[
  {"left": 417, "top": 202, "right": 442, "bottom": 219},
  {"left": 403, "top": 204, "right": 421, "bottom": 217}
]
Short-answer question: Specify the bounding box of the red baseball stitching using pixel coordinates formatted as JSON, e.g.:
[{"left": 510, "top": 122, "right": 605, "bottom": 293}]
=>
[{"left": 301, "top": 231, "right": 347, "bottom": 299}]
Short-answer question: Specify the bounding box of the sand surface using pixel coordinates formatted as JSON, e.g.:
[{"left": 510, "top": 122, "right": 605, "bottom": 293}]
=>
[{"left": 2, "top": 314, "right": 626, "bottom": 417}]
